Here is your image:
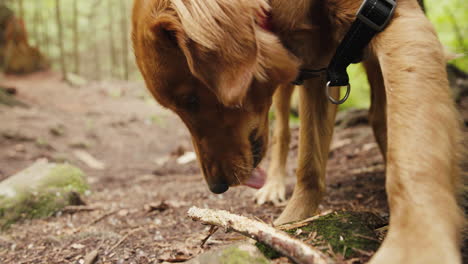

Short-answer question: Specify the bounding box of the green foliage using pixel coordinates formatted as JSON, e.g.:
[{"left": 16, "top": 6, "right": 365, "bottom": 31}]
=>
[
  {"left": 338, "top": 0, "right": 467, "bottom": 110},
  {"left": 255, "top": 241, "right": 282, "bottom": 259},
  {"left": 340, "top": 64, "right": 371, "bottom": 110},
  {"left": 426, "top": 0, "right": 467, "bottom": 70}
]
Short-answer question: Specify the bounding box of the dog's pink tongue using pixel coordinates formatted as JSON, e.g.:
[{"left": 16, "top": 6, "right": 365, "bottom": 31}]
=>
[{"left": 244, "top": 167, "right": 266, "bottom": 189}]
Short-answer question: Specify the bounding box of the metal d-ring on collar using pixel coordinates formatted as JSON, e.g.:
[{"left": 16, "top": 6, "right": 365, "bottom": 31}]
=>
[
  {"left": 326, "top": 82, "right": 351, "bottom": 105},
  {"left": 293, "top": 0, "right": 396, "bottom": 105},
  {"left": 293, "top": 69, "right": 351, "bottom": 105}
]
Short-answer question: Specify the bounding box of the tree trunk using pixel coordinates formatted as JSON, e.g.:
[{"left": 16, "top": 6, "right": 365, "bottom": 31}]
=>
[
  {"left": 108, "top": 0, "right": 117, "bottom": 78},
  {"left": 89, "top": 11, "right": 101, "bottom": 80},
  {"left": 17, "top": 0, "right": 24, "bottom": 21},
  {"left": 73, "top": 0, "right": 80, "bottom": 74},
  {"left": 55, "top": 0, "right": 68, "bottom": 82},
  {"left": 43, "top": 7, "right": 51, "bottom": 58},
  {"left": 0, "top": 4, "right": 13, "bottom": 67},
  {"left": 32, "top": 0, "right": 40, "bottom": 47},
  {"left": 120, "top": 0, "right": 129, "bottom": 80}
]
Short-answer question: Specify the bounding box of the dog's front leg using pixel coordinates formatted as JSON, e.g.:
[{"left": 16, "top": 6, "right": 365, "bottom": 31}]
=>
[
  {"left": 275, "top": 77, "right": 338, "bottom": 225},
  {"left": 368, "top": 1, "right": 463, "bottom": 263},
  {"left": 364, "top": 56, "right": 387, "bottom": 160},
  {"left": 256, "top": 84, "right": 295, "bottom": 205}
]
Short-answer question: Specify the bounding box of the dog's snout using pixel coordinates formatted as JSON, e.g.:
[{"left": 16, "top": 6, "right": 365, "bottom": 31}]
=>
[
  {"left": 203, "top": 163, "right": 230, "bottom": 194},
  {"left": 209, "top": 183, "right": 229, "bottom": 194}
]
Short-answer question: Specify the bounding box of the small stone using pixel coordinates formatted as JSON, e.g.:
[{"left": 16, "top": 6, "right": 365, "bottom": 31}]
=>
[
  {"left": 0, "top": 159, "right": 89, "bottom": 228},
  {"left": 295, "top": 229, "right": 303, "bottom": 236},
  {"left": 71, "top": 243, "right": 85, "bottom": 250},
  {"left": 118, "top": 209, "right": 129, "bottom": 216}
]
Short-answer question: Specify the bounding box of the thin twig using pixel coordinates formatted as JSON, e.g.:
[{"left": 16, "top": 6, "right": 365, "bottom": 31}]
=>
[
  {"left": 61, "top": 205, "right": 100, "bottom": 214},
  {"left": 200, "top": 225, "right": 219, "bottom": 248},
  {"left": 278, "top": 210, "right": 334, "bottom": 231},
  {"left": 352, "top": 233, "right": 381, "bottom": 242},
  {"left": 74, "top": 209, "right": 118, "bottom": 233},
  {"left": 108, "top": 228, "right": 143, "bottom": 254}
]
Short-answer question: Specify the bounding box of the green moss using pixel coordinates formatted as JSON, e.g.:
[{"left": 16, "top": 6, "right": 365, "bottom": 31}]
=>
[
  {"left": 220, "top": 247, "right": 270, "bottom": 264},
  {"left": 39, "top": 164, "right": 88, "bottom": 193},
  {"left": 0, "top": 163, "right": 88, "bottom": 229},
  {"left": 255, "top": 242, "right": 282, "bottom": 259},
  {"left": 301, "top": 212, "right": 381, "bottom": 257},
  {"left": 257, "top": 211, "right": 386, "bottom": 260}
]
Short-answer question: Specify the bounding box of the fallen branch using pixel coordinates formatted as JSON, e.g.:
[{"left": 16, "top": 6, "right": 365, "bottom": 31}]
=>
[
  {"left": 187, "top": 207, "right": 334, "bottom": 264},
  {"left": 61, "top": 205, "right": 100, "bottom": 214}
]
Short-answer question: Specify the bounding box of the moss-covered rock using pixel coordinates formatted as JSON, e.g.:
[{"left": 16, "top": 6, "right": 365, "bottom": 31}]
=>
[
  {"left": 0, "top": 88, "right": 27, "bottom": 107},
  {"left": 188, "top": 243, "right": 270, "bottom": 264},
  {"left": 257, "top": 211, "right": 387, "bottom": 260},
  {"left": 0, "top": 159, "right": 88, "bottom": 229}
]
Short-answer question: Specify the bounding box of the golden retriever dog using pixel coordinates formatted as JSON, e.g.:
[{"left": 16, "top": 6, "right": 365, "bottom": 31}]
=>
[{"left": 132, "top": 0, "right": 464, "bottom": 263}]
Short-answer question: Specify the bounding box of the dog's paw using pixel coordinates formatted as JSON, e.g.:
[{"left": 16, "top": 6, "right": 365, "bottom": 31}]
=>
[
  {"left": 273, "top": 188, "right": 322, "bottom": 225},
  {"left": 254, "top": 180, "right": 286, "bottom": 206}
]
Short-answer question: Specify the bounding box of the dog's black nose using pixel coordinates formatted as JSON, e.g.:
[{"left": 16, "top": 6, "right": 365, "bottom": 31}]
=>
[{"left": 209, "top": 183, "right": 229, "bottom": 194}]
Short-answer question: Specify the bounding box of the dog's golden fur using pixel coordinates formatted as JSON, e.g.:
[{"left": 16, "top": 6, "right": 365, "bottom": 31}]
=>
[{"left": 132, "top": 0, "right": 464, "bottom": 262}]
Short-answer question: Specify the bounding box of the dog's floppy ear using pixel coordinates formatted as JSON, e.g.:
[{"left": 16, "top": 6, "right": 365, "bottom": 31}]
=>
[
  {"left": 148, "top": 14, "right": 255, "bottom": 107},
  {"left": 169, "top": 0, "right": 267, "bottom": 107},
  {"left": 192, "top": 50, "right": 258, "bottom": 107},
  {"left": 149, "top": 14, "right": 186, "bottom": 48}
]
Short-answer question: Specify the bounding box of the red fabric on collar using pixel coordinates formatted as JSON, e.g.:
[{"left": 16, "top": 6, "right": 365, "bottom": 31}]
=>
[{"left": 257, "top": 10, "right": 273, "bottom": 32}]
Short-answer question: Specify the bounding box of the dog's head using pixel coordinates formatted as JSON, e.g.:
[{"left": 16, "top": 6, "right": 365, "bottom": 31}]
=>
[{"left": 132, "top": 0, "right": 299, "bottom": 193}]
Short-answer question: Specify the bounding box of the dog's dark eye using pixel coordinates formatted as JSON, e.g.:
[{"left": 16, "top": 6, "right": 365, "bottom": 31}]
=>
[
  {"left": 183, "top": 95, "right": 200, "bottom": 112},
  {"left": 163, "top": 29, "right": 178, "bottom": 45}
]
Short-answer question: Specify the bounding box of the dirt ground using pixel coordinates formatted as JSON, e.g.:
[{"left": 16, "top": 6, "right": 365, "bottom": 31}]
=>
[{"left": 0, "top": 72, "right": 466, "bottom": 264}]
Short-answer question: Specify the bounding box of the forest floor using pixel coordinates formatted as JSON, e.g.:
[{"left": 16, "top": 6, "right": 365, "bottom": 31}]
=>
[{"left": 0, "top": 71, "right": 466, "bottom": 264}]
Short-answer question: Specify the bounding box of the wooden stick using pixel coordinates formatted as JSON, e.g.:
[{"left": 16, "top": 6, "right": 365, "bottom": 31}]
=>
[{"left": 187, "top": 207, "right": 334, "bottom": 264}]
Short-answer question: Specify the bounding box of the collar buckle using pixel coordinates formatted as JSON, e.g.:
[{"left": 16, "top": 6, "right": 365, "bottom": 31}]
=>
[{"left": 357, "top": 0, "right": 396, "bottom": 31}]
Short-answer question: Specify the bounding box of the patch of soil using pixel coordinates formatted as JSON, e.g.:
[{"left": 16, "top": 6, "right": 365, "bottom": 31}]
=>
[{"left": 0, "top": 71, "right": 465, "bottom": 264}]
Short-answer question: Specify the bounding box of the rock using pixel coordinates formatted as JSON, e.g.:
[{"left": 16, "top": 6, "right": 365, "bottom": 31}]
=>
[
  {"left": 0, "top": 88, "right": 27, "bottom": 108},
  {"left": 0, "top": 159, "right": 89, "bottom": 228},
  {"left": 257, "top": 211, "right": 387, "bottom": 260},
  {"left": 188, "top": 243, "right": 270, "bottom": 264},
  {"left": 73, "top": 150, "right": 106, "bottom": 170}
]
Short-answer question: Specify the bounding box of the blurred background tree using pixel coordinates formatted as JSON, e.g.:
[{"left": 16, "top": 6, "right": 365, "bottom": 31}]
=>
[
  {"left": 1, "top": 0, "right": 136, "bottom": 81},
  {"left": 0, "top": 0, "right": 466, "bottom": 108}
]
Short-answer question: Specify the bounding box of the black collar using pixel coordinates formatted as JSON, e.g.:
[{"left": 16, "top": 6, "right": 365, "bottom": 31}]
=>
[{"left": 293, "top": 0, "right": 396, "bottom": 104}]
